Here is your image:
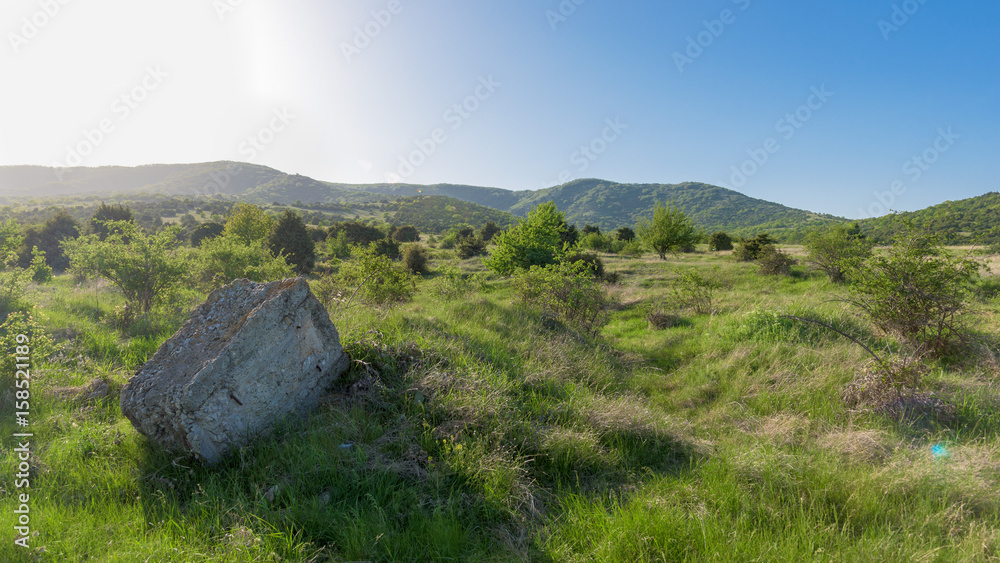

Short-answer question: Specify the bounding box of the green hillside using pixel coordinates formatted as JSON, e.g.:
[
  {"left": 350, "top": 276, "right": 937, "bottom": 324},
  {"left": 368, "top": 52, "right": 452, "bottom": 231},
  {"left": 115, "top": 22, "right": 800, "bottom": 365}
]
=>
[
  {"left": 857, "top": 192, "right": 1000, "bottom": 245},
  {"left": 510, "top": 179, "right": 843, "bottom": 239},
  {"left": 0, "top": 164, "right": 846, "bottom": 240},
  {"left": 387, "top": 195, "right": 517, "bottom": 234}
]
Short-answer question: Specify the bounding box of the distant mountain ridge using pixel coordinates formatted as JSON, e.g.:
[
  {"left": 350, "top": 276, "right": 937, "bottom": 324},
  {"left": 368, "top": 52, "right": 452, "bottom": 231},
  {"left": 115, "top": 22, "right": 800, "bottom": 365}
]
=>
[{"left": 0, "top": 161, "right": 844, "bottom": 238}]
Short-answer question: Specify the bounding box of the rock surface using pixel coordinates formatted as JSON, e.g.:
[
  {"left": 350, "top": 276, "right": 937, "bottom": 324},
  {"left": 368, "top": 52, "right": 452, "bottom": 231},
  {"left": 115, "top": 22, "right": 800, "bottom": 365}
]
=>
[{"left": 120, "top": 278, "right": 349, "bottom": 464}]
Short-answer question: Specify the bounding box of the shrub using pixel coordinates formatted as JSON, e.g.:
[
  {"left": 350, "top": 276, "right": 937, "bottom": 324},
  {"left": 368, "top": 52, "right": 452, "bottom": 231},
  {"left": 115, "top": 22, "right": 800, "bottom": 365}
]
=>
[
  {"left": 326, "top": 231, "right": 352, "bottom": 259},
  {"left": 88, "top": 202, "right": 134, "bottom": 239},
  {"left": 757, "top": 245, "right": 797, "bottom": 276},
  {"left": 403, "top": 243, "right": 430, "bottom": 274},
  {"left": 512, "top": 261, "right": 609, "bottom": 336},
  {"left": 191, "top": 233, "right": 294, "bottom": 289},
  {"left": 223, "top": 203, "right": 273, "bottom": 246},
  {"left": 485, "top": 202, "right": 566, "bottom": 275},
  {"left": 670, "top": 269, "right": 720, "bottom": 314},
  {"left": 479, "top": 221, "right": 502, "bottom": 242},
  {"left": 17, "top": 208, "right": 81, "bottom": 271},
  {"left": 455, "top": 227, "right": 487, "bottom": 259},
  {"left": 708, "top": 231, "right": 733, "bottom": 251},
  {"left": 306, "top": 226, "right": 328, "bottom": 242},
  {"left": 564, "top": 250, "right": 605, "bottom": 279},
  {"left": 620, "top": 240, "right": 645, "bottom": 259},
  {"left": 333, "top": 244, "right": 415, "bottom": 306},
  {"left": 371, "top": 237, "right": 401, "bottom": 259},
  {"left": 29, "top": 247, "right": 53, "bottom": 284},
  {"left": 615, "top": 226, "right": 636, "bottom": 242},
  {"left": 327, "top": 221, "right": 385, "bottom": 246},
  {"left": 267, "top": 210, "right": 316, "bottom": 274},
  {"left": 635, "top": 200, "right": 701, "bottom": 259},
  {"left": 841, "top": 227, "right": 983, "bottom": 356},
  {"left": 391, "top": 225, "right": 420, "bottom": 243},
  {"left": 733, "top": 233, "right": 775, "bottom": 262},
  {"left": 803, "top": 222, "right": 873, "bottom": 283},
  {"left": 1, "top": 220, "right": 32, "bottom": 316},
  {"left": 581, "top": 225, "right": 601, "bottom": 236},
  {"left": 0, "top": 310, "right": 52, "bottom": 377},
  {"left": 646, "top": 307, "right": 681, "bottom": 330},
  {"left": 62, "top": 221, "right": 187, "bottom": 315},
  {"left": 579, "top": 232, "right": 611, "bottom": 252},
  {"left": 189, "top": 222, "right": 224, "bottom": 247}
]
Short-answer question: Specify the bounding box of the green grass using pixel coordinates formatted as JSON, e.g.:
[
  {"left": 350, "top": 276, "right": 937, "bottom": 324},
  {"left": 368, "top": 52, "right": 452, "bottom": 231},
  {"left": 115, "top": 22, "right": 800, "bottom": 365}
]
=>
[{"left": 2, "top": 248, "right": 999, "bottom": 561}]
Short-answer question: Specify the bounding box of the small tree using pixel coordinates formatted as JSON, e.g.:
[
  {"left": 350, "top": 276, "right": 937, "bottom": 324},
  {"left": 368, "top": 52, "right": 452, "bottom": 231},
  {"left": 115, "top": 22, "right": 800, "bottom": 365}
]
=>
[
  {"left": 62, "top": 221, "right": 186, "bottom": 315},
  {"left": 18, "top": 208, "right": 81, "bottom": 271},
  {"left": 88, "top": 202, "right": 134, "bottom": 239},
  {"left": 842, "top": 227, "right": 982, "bottom": 356},
  {"left": 480, "top": 221, "right": 502, "bottom": 242},
  {"left": 193, "top": 234, "right": 294, "bottom": 289},
  {"left": 327, "top": 221, "right": 385, "bottom": 246},
  {"left": 390, "top": 225, "right": 420, "bottom": 243},
  {"left": 402, "top": 243, "right": 429, "bottom": 274},
  {"left": 189, "top": 222, "right": 224, "bottom": 247},
  {"left": 615, "top": 226, "right": 636, "bottom": 242},
  {"left": 581, "top": 225, "right": 601, "bottom": 236},
  {"left": 455, "top": 226, "right": 487, "bottom": 259},
  {"left": 512, "top": 260, "right": 609, "bottom": 336},
  {"left": 485, "top": 202, "right": 566, "bottom": 275},
  {"left": 804, "top": 222, "right": 872, "bottom": 283},
  {"left": 333, "top": 244, "right": 415, "bottom": 306},
  {"left": 267, "top": 210, "right": 315, "bottom": 274},
  {"left": 635, "top": 201, "right": 701, "bottom": 260},
  {"left": 708, "top": 231, "right": 733, "bottom": 251},
  {"left": 757, "top": 245, "right": 797, "bottom": 276},
  {"left": 224, "top": 203, "right": 273, "bottom": 246},
  {"left": 733, "top": 233, "right": 775, "bottom": 262}
]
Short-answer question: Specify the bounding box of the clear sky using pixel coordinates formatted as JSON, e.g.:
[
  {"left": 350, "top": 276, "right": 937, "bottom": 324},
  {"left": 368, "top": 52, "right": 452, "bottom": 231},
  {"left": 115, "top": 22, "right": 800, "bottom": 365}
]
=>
[{"left": 2, "top": 0, "right": 997, "bottom": 219}]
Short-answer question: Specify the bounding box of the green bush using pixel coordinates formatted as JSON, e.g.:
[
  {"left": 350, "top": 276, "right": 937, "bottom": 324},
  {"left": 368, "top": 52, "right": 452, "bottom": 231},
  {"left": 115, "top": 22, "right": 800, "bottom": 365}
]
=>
[
  {"left": 842, "top": 227, "right": 983, "bottom": 356},
  {"left": 635, "top": 200, "right": 701, "bottom": 260},
  {"left": 333, "top": 243, "right": 416, "bottom": 306},
  {"left": 0, "top": 219, "right": 32, "bottom": 316},
  {"left": 620, "top": 240, "right": 645, "bottom": 259},
  {"left": 564, "top": 250, "right": 606, "bottom": 279},
  {"left": 62, "top": 221, "right": 187, "bottom": 315},
  {"left": 708, "top": 231, "right": 733, "bottom": 251},
  {"left": 327, "top": 221, "right": 385, "bottom": 246},
  {"left": 512, "top": 260, "right": 609, "bottom": 336},
  {"left": 615, "top": 226, "right": 636, "bottom": 242},
  {"left": 191, "top": 233, "right": 294, "bottom": 289},
  {"left": 757, "top": 245, "right": 797, "bottom": 276},
  {"left": 579, "top": 232, "right": 611, "bottom": 252},
  {"left": 267, "top": 210, "right": 315, "bottom": 274},
  {"left": 485, "top": 202, "right": 567, "bottom": 275},
  {"left": 88, "top": 202, "right": 134, "bottom": 240},
  {"left": 325, "top": 231, "right": 352, "bottom": 259},
  {"left": 189, "top": 222, "right": 224, "bottom": 247},
  {"left": 455, "top": 226, "right": 487, "bottom": 259},
  {"left": 391, "top": 225, "right": 420, "bottom": 243},
  {"left": 733, "top": 233, "right": 775, "bottom": 262},
  {"left": 403, "top": 243, "right": 430, "bottom": 274},
  {"left": 371, "top": 237, "right": 401, "bottom": 259},
  {"left": 29, "top": 247, "right": 53, "bottom": 283},
  {"left": 670, "top": 269, "right": 720, "bottom": 314},
  {"left": 223, "top": 203, "right": 273, "bottom": 246},
  {"left": 803, "top": 222, "right": 873, "bottom": 283}
]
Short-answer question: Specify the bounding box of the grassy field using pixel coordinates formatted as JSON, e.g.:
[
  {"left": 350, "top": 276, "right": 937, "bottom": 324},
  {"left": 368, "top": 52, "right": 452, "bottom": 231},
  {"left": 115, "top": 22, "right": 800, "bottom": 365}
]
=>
[{"left": 3, "top": 246, "right": 1000, "bottom": 561}]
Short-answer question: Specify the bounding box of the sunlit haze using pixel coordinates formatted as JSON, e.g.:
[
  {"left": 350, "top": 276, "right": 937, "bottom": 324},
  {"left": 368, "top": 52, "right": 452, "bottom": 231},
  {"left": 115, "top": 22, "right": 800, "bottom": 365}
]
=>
[{"left": 2, "top": 0, "right": 998, "bottom": 219}]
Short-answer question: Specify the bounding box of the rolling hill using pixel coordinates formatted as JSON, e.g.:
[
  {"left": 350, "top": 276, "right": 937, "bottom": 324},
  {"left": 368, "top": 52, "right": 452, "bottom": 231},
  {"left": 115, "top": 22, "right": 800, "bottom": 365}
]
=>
[
  {"left": 857, "top": 192, "right": 1000, "bottom": 245},
  {"left": 0, "top": 162, "right": 845, "bottom": 239}
]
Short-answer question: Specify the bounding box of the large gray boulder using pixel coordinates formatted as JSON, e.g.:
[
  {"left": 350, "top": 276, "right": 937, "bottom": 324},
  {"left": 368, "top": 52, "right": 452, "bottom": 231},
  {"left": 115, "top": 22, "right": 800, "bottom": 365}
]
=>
[{"left": 121, "top": 277, "right": 349, "bottom": 464}]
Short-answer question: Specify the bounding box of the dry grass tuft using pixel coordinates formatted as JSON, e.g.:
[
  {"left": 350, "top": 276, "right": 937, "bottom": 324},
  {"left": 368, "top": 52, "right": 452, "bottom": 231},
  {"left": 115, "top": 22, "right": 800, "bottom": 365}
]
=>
[
  {"left": 819, "top": 428, "right": 895, "bottom": 465},
  {"left": 754, "top": 414, "right": 811, "bottom": 447}
]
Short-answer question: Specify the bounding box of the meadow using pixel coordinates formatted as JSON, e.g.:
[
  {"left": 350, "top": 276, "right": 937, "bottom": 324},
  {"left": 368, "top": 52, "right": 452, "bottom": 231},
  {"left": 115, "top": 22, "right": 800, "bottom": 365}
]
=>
[{"left": 2, "top": 243, "right": 1000, "bottom": 562}]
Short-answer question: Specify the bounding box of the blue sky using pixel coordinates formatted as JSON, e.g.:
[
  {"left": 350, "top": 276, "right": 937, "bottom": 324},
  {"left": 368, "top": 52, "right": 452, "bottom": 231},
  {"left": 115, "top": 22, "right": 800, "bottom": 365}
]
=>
[{"left": 2, "top": 0, "right": 997, "bottom": 219}]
